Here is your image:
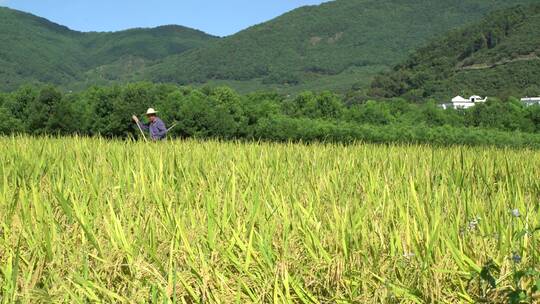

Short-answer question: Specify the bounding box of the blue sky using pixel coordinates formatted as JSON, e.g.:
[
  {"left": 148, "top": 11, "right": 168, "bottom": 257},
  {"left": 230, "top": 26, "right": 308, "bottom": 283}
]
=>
[{"left": 0, "top": 0, "right": 329, "bottom": 36}]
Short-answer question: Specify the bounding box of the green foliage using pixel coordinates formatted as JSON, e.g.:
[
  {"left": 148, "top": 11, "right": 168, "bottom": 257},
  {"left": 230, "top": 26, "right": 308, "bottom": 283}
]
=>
[
  {"left": 1, "top": 83, "right": 540, "bottom": 148},
  {"left": 0, "top": 7, "right": 217, "bottom": 91},
  {"left": 0, "top": 106, "right": 22, "bottom": 134},
  {"left": 85, "top": 83, "right": 167, "bottom": 137},
  {"left": 471, "top": 212, "right": 540, "bottom": 303},
  {"left": 369, "top": 4, "right": 540, "bottom": 100},
  {"left": 2, "top": 86, "right": 38, "bottom": 121},
  {"left": 1, "top": 1, "right": 538, "bottom": 92},
  {"left": 143, "top": 0, "right": 537, "bottom": 91},
  {"left": 25, "top": 86, "right": 62, "bottom": 134},
  {"left": 345, "top": 101, "right": 394, "bottom": 125},
  {"left": 284, "top": 91, "right": 344, "bottom": 119}
]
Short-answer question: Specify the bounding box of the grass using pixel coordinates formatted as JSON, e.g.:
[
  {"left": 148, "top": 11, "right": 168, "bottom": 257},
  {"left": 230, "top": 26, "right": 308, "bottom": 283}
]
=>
[{"left": 0, "top": 136, "right": 539, "bottom": 303}]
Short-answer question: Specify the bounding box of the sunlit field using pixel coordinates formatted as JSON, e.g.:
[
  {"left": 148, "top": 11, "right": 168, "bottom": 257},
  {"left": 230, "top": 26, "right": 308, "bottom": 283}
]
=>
[{"left": 0, "top": 136, "right": 539, "bottom": 303}]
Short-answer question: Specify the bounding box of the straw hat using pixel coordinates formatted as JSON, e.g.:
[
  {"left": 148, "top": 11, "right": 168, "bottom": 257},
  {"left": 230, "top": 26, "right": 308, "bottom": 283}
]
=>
[{"left": 145, "top": 108, "right": 158, "bottom": 115}]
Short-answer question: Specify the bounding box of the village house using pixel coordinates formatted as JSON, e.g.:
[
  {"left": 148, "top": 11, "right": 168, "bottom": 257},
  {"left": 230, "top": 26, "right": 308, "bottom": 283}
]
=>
[
  {"left": 521, "top": 97, "right": 540, "bottom": 106},
  {"left": 441, "top": 95, "right": 488, "bottom": 110}
]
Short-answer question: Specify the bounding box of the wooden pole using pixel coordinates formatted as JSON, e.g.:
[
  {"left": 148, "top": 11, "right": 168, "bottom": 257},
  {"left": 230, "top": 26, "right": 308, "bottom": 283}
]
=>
[
  {"left": 167, "top": 123, "right": 177, "bottom": 132},
  {"left": 165, "top": 123, "right": 177, "bottom": 141},
  {"left": 134, "top": 116, "right": 148, "bottom": 142}
]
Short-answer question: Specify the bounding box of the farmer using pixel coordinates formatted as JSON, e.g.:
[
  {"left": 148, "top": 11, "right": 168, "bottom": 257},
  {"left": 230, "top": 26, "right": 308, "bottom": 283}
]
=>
[{"left": 132, "top": 108, "right": 168, "bottom": 141}]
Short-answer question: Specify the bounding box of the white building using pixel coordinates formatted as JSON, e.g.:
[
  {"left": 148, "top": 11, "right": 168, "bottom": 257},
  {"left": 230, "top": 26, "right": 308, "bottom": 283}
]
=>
[
  {"left": 521, "top": 97, "right": 540, "bottom": 107},
  {"left": 441, "top": 95, "right": 488, "bottom": 110}
]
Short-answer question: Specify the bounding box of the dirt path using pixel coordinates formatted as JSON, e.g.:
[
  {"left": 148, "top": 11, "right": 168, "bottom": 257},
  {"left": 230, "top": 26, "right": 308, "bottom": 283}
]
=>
[{"left": 459, "top": 53, "right": 539, "bottom": 70}]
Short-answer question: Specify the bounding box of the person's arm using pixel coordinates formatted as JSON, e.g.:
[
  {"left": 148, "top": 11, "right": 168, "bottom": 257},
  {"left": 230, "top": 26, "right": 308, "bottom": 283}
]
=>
[
  {"left": 138, "top": 121, "right": 149, "bottom": 131},
  {"left": 132, "top": 115, "right": 149, "bottom": 130}
]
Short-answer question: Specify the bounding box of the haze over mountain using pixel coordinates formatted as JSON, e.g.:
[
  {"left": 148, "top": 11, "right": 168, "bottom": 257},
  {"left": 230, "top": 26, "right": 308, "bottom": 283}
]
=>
[
  {"left": 369, "top": 4, "right": 540, "bottom": 100},
  {"left": 0, "top": 0, "right": 538, "bottom": 93}
]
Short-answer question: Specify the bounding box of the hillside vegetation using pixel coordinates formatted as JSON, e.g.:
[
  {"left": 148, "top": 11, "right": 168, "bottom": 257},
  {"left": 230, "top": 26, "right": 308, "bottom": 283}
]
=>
[
  {"left": 1, "top": 0, "right": 539, "bottom": 93},
  {"left": 143, "top": 0, "right": 539, "bottom": 92},
  {"left": 369, "top": 4, "right": 540, "bottom": 100},
  {"left": 0, "top": 7, "right": 217, "bottom": 91},
  {"left": 1, "top": 83, "right": 540, "bottom": 148}
]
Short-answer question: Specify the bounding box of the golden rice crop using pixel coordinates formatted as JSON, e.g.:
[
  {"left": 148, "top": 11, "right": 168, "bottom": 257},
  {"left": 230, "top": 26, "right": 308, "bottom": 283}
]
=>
[{"left": 0, "top": 136, "right": 539, "bottom": 303}]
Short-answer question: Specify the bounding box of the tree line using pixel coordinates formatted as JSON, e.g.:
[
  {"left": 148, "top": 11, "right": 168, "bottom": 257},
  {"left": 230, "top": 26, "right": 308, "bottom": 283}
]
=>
[{"left": 1, "top": 83, "right": 540, "bottom": 148}]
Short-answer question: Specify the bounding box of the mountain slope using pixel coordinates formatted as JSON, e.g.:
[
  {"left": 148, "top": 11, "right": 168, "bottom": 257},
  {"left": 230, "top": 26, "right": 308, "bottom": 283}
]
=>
[
  {"left": 82, "top": 25, "right": 217, "bottom": 65},
  {"left": 369, "top": 4, "right": 540, "bottom": 100},
  {"left": 0, "top": 8, "right": 86, "bottom": 88},
  {"left": 143, "top": 0, "right": 538, "bottom": 92},
  {"left": 76, "top": 26, "right": 217, "bottom": 86},
  {"left": 2, "top": 1, "right": 539, "bottom": 93},
  {"left": 0, "top": 7, "right": 217, "bottom": 90}
]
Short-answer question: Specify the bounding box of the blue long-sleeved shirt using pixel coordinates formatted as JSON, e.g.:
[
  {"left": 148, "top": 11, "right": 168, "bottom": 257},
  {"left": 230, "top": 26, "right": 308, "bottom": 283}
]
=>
[{"left": 138, "top": 117, "right": 167, "bottom": 140}]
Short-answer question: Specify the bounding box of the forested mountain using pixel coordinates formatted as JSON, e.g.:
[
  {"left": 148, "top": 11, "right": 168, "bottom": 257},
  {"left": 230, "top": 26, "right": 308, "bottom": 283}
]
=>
[
  {"left": 0, "top": 7, "right": 217, "bottom": 90},
  {"left": 142, "top": 0, "right": 538, "bottom": 92},
  {"left": 1, "top": 1, "right": 538, "bottom": 93},
  {"left": 369, "top": 4, "right": 540, "bottom": 100},
  {"left": 0, "top": 8, "right": 85, "bottom": 89}
]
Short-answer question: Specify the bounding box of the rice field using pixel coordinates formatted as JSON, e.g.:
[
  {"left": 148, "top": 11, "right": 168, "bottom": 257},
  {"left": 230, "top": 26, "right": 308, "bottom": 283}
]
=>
[{"left": 0, "top": 136, "right": 539, "bottom": 303}]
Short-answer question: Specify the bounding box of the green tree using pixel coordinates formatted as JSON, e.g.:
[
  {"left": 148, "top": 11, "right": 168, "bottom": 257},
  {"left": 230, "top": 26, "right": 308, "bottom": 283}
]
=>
[
  {"left": 46, "top": 97, "right": 77, "bottom": 134},
  {"left": 25, "top": 86, "right": 62, "bottom": 134},
  {"left": 285, "top": 91, "right": 344, "bottom": 119},
  {"left": 525, "top": 105, "right": 540, "bottom": 132},
  {"left": 0, "top": 106, "right": 23, "bottom": 134},
  {"left": 208, "top": 87, "right": 247, "bottom": 138},
  {"left": 421, "top": 102, "right": 451, "bottom": 126},
  {"left": 176, "top": 90, "right": 215, "bottom": 138},
  {"left": 88, "top": 86, "right": 121, "bottom": 137},
  {"left": 242, "top": 92, "right": 282, "bottom": 137},
  {"left": 3, "top": 86, "right": 38, "bottom": 124},
  {"left": 345, "top": 101, "right": 394, "bottom": 125}
]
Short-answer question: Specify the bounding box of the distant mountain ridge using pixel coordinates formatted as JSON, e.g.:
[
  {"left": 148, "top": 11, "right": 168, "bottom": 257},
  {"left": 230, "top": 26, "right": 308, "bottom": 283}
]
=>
[
  {"left": 141, "top": 0, "right": 539, "bottom": 92},
  {"left": 368, "top": 4, "right": 540, "bottom": 100},
  {"left": 0, "top": 6, "right": 217, "bottom": 90},
  {"left": 0, "top": 1, "right": 538, "bottom": 92}
]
